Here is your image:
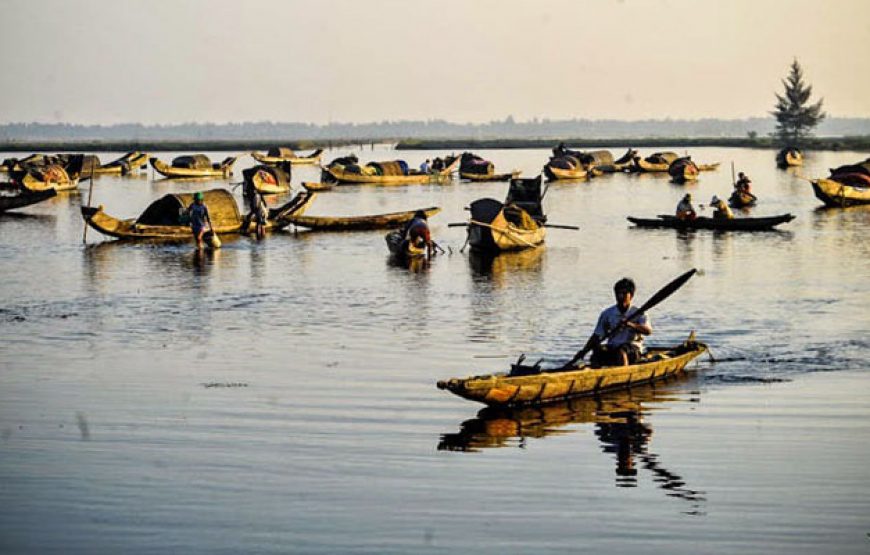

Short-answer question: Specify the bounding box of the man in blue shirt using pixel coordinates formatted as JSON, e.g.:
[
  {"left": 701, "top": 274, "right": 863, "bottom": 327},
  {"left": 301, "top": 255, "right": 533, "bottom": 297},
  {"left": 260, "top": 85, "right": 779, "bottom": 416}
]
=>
[
  {"left": 578, "top": 277, "right": 652, "bottom": 367},
  {"left": 186, "top": 192, "right": 213, "bottom": 249}
]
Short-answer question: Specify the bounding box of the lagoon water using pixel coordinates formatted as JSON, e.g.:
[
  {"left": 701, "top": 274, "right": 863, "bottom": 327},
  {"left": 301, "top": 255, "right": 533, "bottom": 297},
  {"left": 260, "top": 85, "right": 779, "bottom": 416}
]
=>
[{"left": 1, "top": 146, "right": 869, "bottom": 554}]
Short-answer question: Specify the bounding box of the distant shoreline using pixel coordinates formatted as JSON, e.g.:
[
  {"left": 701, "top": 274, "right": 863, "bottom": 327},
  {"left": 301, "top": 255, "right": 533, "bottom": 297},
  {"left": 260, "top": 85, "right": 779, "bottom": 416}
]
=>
[{"left": 0, "top": 136, "right": 867, "bottom": 153}]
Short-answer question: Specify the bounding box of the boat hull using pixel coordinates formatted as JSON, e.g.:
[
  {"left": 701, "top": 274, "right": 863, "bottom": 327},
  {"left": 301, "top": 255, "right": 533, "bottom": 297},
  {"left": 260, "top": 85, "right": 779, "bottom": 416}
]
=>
[
  {"left": 628, "top": 214, "right": 795, "bottom": 231},
  {"left": 251, "top": 149, "right": 323, "bottom": 166},
  {"left": 460, "top": 171, "right": 519, "bottom": 182},
  {"left": 812, "top": 178, "right": 870, "bottom": 207},
  {"left": 288, "top": 206, "right": 440, "bottom": 231},
  {"left": 149, "top": 157, "right": 236, "bottom": 178},
  {"left": 0, "top": 188, "right": 57, "bottom": 212},
  {"left": 543, "top": 165, "right": 587, "bottom": 181},
  {"left": 326, "top": 157, "right": 459, "bottom": 185},
  {"left": 437, "top": 339, "right": 707, "bottom": 407}
]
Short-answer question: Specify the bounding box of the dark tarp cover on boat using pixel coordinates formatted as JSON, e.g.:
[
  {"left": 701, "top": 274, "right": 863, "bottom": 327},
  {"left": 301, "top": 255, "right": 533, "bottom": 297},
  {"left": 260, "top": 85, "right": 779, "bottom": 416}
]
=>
[
  {"left": 547, "top": 155, "right": 580, "bottom": 170},
  {"left": 243, "top": 165, "right": 290, "bottom": 189},
  {"left": 829, "top": 158, "right": 870, "bottom": 177},
  {"left": 136, "top": 189, "right": 240, "bottom": 227},
  {"left": 646, "top": 152, "right": 679, "bottom": 165},
  {"left": 78, "top": 155, "right": 102, "bottom": 173},
  {"left": 505, "top": 175, "right": 544, "bottom": 220},
  {"left": 460, "top": 152, "right": 494, "bottom": 175},
  {"left": 267, "top": 147, "right": 296, "bottom": 158},
  {"left": 368, "top": 160, "right": 407, "bottom": 176},
  {"left": 172, "top": 154, "right": 212, "bottom": 169}
]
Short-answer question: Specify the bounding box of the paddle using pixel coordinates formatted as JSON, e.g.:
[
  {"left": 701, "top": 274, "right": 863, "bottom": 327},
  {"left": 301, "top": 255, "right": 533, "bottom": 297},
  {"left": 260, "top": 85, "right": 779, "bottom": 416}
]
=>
[
  {"left": 82, "top": 159, "right": 96, "bottom": 244},
  {"left": 558, "top": 268, "right": 698, "bottom": 370}
]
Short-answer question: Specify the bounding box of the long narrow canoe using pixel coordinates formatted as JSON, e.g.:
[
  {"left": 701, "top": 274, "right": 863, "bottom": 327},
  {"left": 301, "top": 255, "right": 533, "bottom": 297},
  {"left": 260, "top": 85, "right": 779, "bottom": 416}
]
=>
[
  {"left": 1, "top": 188, "right": 57, "bottom": 212},
  {"left": 301, "top": 181, "right": 335, "bottom": 191},
  {"left": 94, "top": 151, "right": 149, "bottom": 175},
  {"left": 633, "top": 152, "right": 679, "bottom": 173},
  {"left": 287, "top": 206, "right": 440, "bottom": 231},
  {"left": 543, "top": 164, "right": 587, "bottom": 181},
  {"left": 460, "top": 170, "right": 520, "bottom": 182},
  {"left": 325, "top": 157, "right": 459, "bottom": 185},
  {"left": 811, "top": 178, "right": 870, "bottom": 207},
  {"left": 628, "top": 213, "right": 795, "bottom": 231},
  {"left": 437, "top": 335, "right": 706, "bottom": 407},
  {"left": 251, "top": 148, "right": 323, "bottom": 166},
  {"left": 149, "top": 156, "right": 236, "bottom": 178},
  {"left": 81, "top": 190, "right": 315, "bottom": 241}
]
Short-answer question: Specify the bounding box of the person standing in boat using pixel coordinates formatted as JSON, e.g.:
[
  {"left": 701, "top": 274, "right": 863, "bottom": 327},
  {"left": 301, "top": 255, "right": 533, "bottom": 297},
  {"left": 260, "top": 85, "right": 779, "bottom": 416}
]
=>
[
  {"left": 675, "top": 193, "right": 697, "bottom": 220},
  {"left": 576, "top": 278, "right": 652, "bottom": 367},
  {"left": 242, "top": 179, "right": 269, "bottom": 239},
  {"left": 735, "top": 172, "right": 753, "bottom": 194},
  {"left": 186, "top": 191, "right": 213, "bottom": 249},
  {"left": 403, "top": 210, "right": 434, "bottom": 258}
]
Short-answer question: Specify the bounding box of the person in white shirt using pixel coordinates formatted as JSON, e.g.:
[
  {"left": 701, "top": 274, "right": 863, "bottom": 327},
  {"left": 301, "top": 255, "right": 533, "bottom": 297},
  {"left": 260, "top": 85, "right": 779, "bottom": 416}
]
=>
[{"left": 576, "top": 277, "right": 653, "bottom": 367}]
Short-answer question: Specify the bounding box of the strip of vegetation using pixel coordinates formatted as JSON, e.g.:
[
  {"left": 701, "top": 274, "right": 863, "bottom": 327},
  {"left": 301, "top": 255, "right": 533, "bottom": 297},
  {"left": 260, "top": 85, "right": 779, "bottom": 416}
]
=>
[
  {"left": 396, "top": 136, "right": 870, "bottom": 151},
  {"left": 0, "top": 139, "right": 377, "bottom": 153}
]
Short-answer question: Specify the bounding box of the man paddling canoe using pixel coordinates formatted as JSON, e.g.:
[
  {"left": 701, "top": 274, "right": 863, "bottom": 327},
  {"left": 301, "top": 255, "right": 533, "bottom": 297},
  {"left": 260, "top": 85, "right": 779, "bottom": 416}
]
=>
[{"left": 574, "top": 277, "right": 653, "bottom": 367}]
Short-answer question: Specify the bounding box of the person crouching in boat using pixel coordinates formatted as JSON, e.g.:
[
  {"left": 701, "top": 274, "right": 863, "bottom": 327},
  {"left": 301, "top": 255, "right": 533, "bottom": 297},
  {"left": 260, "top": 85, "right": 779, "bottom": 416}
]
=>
[
  {"left": 578, "top": 278, "right": 652, "bottom": 367},
  {"left": 675, "top": 193, "right": 697, "bottom": 220},
  {"left": 402, "top": 210, "right": 434, "bottom": 258},
  {"left": 186, "top": 192, "right": 213, "bottom": 249},
  {"left": 710, "top": 195, "right": 734, "bottom": 220}
]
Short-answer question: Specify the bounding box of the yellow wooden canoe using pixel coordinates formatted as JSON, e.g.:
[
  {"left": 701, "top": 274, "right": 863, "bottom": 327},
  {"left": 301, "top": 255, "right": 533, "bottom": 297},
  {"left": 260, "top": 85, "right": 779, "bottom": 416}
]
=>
[
  {"left": 91, "top": 151, "right": 149, "bottom": 175},
  {"left": 324, "top": 156, "right": 459, "bottom": 185},
  {"left": 287, "top": 206, "right": 440, "bottom": 231},
  {"left": 18, "top": 164, "right": 78, "bottom": 192},
  {"left": 301, "top": 181, "right": 335, "bottom": 191},
  {"left": 633, "top": 151, "right": 679, "bottom": 173},
  {"left": 543, "top": 157, "right": 587, "bottom": 181},
  {"left": 251, "top": 148, "right": 323, "bottom": 165},
  {"left": 437, "top": 334, "right": 706, "bottom": 406},
  {"left": 149, "top": 155, "right": 237, "bottom": 178},
  {"left": 81, "top": 189, "right": 315, "bottom": 241},
  {"left": 668, "top": 157, "right": 699, "bottom": 183},
  {"left": 697, "top": 162, "right": 720, "bottom": 172},
  {"left": 460, "top": 170, "right": 520, "bottom": 182}
]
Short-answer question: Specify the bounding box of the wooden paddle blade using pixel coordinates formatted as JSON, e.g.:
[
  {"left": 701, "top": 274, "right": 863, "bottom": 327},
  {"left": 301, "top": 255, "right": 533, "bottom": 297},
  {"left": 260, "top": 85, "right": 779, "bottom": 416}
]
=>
[{"left": 636, "top": 268, "right": 697, "bottom": 315}]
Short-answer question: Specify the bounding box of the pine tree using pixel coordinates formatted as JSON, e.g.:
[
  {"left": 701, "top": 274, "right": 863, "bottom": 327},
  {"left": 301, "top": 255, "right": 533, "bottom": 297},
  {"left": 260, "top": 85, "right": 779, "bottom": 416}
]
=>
[{"left": 771, "top": 59, "right": 825, "bottom": 145}]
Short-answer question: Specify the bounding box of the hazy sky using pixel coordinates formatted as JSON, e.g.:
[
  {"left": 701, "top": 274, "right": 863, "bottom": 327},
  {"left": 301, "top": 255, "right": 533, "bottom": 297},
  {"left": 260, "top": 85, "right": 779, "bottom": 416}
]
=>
[{"left": 2, "top": 0, "right": 868, "bottom": 125}]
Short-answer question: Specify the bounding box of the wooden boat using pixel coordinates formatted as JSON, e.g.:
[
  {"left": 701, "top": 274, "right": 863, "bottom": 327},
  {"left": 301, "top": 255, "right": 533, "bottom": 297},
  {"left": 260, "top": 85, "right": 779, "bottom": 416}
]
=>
[
  {"left": 668, "top": 157, "right": 700, "bottom": 183},
  {"left": 594, "top": 148, "right": 638, "bottom": 173},
  {"left": 437, "top": 334, "right": 706, "bottom": 407},
  {"left": 459, "top": 152, "right": 518, "bottom": 182},
  {"left": 385, "top": 229, "right": 426, "bottom": 258},
  {"left": 0, "top": 154, "right": 64, "bottom": 173},
  {"left": 8, "top": 154, "right": 85, "bottom": 192},
  {"left": 461, "top": 170, "right": 520, "bottom": 182},
  {"left": 627, "top": 213, "right": 795, "bottom": 231},
  {"left": 242, "top": 164, "right": 291, "bottom": 195},
  {"left": 697, "top": 162, "right": 720, "bottom": 172},
  {"left": 811, "top": 178, "right": 870, "bottom": 207},
  {"left": 438, "top": 372, "right": 694, "bottom": 452},
  {"left": 1, "top": 187, "right": 57, "bottom": 212},
  {"left": 633, "top": 151, "right": 679, "bottom": 172},
  {"left": 149, "top": 155, "right": 236, "bottom": 178},
  {"left": 466, "top": 176, "right": 546, "bottom": 252},
  {"left": 81, "top": 189, "right": 315, "bottom": 241},
  {"left": 324, "top": 156, "right": 459, "bottom": 185},
  {"left": 728, "top": 190, "right": 757, "bottom": 208},
  {"left": 543, "top": 160, "right": 587, "bottom": 181},
  {"left": 96, "top": 151, "right": 149, "bottom": 175},
  {"left": 287, "top": 206, "right": 440, "bottom": 231},
  {"left": 251, "top": 147, "right": 323, "bottom": 166},
  {"left": 776, "top": 147, "right": 803, "bottom": 168},
  {"left": 301, "top": 181, "right": 335, "bottom": 191}
]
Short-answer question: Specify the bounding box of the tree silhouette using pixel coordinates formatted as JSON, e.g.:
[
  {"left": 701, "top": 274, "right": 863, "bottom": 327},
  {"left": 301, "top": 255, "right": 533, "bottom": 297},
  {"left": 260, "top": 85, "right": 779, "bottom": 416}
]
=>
[{"left": 772, "top": 59, "right": 825, "bottom": 145}]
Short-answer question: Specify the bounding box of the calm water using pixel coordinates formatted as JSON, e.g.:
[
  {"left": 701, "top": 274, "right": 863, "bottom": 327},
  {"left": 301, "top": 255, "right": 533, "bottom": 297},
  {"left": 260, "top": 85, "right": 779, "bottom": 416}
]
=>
[{"left": 1, "top": 146, "right": 869, "bottom": 554}]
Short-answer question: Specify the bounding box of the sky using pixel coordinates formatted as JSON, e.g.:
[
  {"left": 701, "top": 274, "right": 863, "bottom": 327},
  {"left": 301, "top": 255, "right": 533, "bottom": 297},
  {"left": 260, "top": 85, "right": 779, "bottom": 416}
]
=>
[{"left": 1, "top": 0, "right": 868, "bottom": 125}]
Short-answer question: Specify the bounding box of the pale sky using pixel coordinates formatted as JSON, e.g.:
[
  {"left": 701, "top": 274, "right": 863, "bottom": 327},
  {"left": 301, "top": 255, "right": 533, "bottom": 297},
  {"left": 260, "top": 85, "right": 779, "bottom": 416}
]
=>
[{"left": 2, "top": 0, "right": 868, "bottom": 125}]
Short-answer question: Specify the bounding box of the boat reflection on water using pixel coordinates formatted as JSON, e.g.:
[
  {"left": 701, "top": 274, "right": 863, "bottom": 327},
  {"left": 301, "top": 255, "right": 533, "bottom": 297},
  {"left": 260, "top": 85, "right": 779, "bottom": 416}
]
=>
[
  {"left": 468, "top": 246, "right": 544, "bottom": 278},
  {"left": 439, "top": 374, "right": 707, "bottom": 514}
]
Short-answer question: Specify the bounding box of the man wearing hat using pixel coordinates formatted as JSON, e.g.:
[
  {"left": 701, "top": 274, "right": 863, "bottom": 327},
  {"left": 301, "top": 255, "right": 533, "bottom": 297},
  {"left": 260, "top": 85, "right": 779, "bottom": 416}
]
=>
[
  {"left": 186, "top": 191, "right": 213, "bottom": 249},
  {"left": 675, "top": 193, "right": 697, "bottom": 220},
  {"left": 710, "top": 195, "right": 734, "bottom": 220}
]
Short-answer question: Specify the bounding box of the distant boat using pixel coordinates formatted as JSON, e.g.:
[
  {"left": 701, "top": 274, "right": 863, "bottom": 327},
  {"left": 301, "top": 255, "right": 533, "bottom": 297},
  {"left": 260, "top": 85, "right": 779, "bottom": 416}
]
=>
[
  {"left": 323, "top": 156, "right": 459, "bottom": 185},
  {"left": 465, "top": 176, "right": 547, "bottom": 252},
  {"left": 287, "top": 206, "right": 440, "bottom": 231},
  {"left": 251, "top": 147, "right": 323, "bottom": 166},
  {"left": 632, "top": 151, "right": 679, "bottom": 173},
  {"left": 149, "top": 154, "right": 236, "bottom": 178},
  {"left": 776, "top": 147, "right": 803, "bottom": 168},
  {"left": 1, "top": 187, "right": 57, "bottom": 212},
  {"left": 668, "top": 157, "right": 700, "bottom": 183}
]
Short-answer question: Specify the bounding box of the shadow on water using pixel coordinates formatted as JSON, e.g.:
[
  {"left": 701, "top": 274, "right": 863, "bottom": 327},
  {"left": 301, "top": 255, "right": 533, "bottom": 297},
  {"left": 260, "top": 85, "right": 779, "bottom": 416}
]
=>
[
  {"left": 439, "top": 374, "right": 707, "bottom": 515},
  {"left": 467, "top": 247, "right": 545, "bottom": 281}
]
